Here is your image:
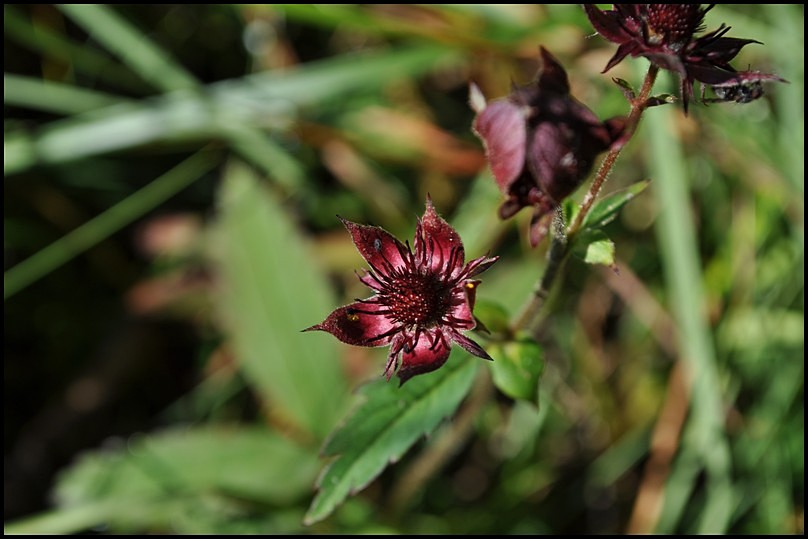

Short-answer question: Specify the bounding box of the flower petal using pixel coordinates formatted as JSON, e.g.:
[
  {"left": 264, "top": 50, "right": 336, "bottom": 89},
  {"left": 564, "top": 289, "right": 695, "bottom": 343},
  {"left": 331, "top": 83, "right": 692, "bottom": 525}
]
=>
[
  {"left": 527, "top": 122, "right": 569, "bottom": 202},
  {"left": 415, "top": 197, "right": 465, "bottom": 278},
  {"left": 472, "top": 97, "right": 527, "bottom": 193},
  {"left": 303, "top": 300, "right": 397, "bottom": 347},
  {"left": 445, "top": 282, "right": 478, "bottom": 331},
  {"left": 584, "top": 4, "right": 632, "bottom": 45},
  {"left": 464, "top": 255, "right": 499, "bottom": 278},
  {"left": 527, "top": 105, "right": 613, "bottom": 204},
  {"left": 645, "top": 51, "right": 688, "bottom": 78},
  {"left": 396, "top": 329, "right": 452, "bottom": 385},
  {"left": 692, "top": 33, "right": 759, "bottom": 66},
  {"left": 686, "top": 65, "right": 738, "bottom": 86},
  {"left": 604, "top": 42, "right": 639, "bottom": 73},
  {"left": 358, "top": 269, "right": 384, "bottom": 292},
  {"left": 536, "top": 47, "right": 571, "bottom": 95},
  {"left": 451, "top": 332, "right": 493, "bottom": 361},
  {"left": 340, "top": 218, "right": 410, "bottom": 279}
]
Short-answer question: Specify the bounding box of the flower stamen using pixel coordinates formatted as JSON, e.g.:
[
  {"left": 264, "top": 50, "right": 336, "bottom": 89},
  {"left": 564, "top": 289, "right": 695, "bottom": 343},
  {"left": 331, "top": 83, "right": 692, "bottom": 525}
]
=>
[{"left": 305, "top": 198, "right": 498, "bottom": 384}]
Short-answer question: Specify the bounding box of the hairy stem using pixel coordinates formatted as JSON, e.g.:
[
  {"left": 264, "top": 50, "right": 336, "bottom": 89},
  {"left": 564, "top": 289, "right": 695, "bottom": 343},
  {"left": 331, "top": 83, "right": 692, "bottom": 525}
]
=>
[
  {"left": 512, "top": 64, "right": 660, "bottom": 333},
  {"left": 511, "top": 208, "right": 567, "bottom": 332},
  {"left": 568, "top": 64, "right": 659, "bottom": 236}
]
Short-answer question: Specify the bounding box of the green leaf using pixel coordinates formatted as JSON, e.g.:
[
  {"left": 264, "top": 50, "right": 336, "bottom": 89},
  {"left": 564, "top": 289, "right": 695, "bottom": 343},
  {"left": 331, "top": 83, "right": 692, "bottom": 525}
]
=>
[
  {"left": 646, "top": 94, "right": 677, "bottom": 107},
  {"left": 571, "top": 228, "right": 617, "bottom": 268},
  {"left": 488, "top": 337, "right": 544, "bottom": 404},
  {"left": 583, "top": 237, "right": 616, "bottom": 267},
  {"left": 583, "top": 179, "right": 650, "bottom": 229},
  {"left": 55, "top": 426, "right": 319, "bottom": 507},
  {"left": 612, "top": 77, "right": 636, "bottom": 100},
  {"left": 304, "top": 355, "right": 479, "bottom": 525},
  {"left": 4, "top": 498, "right": 306, "bottom": 535},
  {"left": 561, "top": 197, "right": 579, "bottom": 225},
  {"left": 52, "top": 5, "right": 307, "bottom": 192},
  {"left": 472, "top": 299, "right": 511, "bottom": 336},
  {"left": 2, "top": 426, "right": 319, "bottom": 534},
  {"left": 212, "top": 162, "right": 348, "bottom": 439},
  {"left": 4, "top": 74, "right": 127, "bottom": 115}
]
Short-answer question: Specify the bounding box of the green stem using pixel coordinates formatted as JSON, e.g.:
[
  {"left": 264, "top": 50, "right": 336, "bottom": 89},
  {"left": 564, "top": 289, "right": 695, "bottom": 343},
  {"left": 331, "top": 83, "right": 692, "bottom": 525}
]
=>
[
  {"left": 511, "top": 64, "right": 659, "bottom": 332},
  {"left": 511, "top": 208, "right": 567, "bottom": 332}
]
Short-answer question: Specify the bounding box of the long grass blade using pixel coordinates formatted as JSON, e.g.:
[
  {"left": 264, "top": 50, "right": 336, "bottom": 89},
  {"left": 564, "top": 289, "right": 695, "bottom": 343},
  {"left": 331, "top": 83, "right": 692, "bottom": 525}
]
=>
[
  {"left": 4, "top": 74, "right": 126, "bottom": 114},
  {"left": 57, "top": 4, "right": 198, "bottom": 93},
  {"left": 644, "top": 71, "right": 733, "bottom": 534},
  {"left": 4, "top": 150, "right": 220, "bottom": 299}
]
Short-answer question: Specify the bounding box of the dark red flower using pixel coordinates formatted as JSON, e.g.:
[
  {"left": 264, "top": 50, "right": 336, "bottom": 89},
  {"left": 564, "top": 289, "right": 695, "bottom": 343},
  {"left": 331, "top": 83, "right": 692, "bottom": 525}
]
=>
[
  {"left": 584, "top": 4, "right": 783, "bottom": 112},
  {"left": 304, "top": 198, "right": 498, "bottom": 385},
  {"left": 471, "top": 47, "right": 626, "bottom": 246}
]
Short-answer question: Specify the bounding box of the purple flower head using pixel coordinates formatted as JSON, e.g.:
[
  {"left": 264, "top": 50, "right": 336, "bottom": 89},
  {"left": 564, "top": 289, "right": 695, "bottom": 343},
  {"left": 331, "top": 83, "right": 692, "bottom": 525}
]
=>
[
  {"left": 304, "top": 198, "right": 498, "bottom": 385},
  {"left": 584, "top": 4, "right": 785, "bottom": 112},
  {"left": 471, "top": 47, "right": 626, "bottom": 246}
]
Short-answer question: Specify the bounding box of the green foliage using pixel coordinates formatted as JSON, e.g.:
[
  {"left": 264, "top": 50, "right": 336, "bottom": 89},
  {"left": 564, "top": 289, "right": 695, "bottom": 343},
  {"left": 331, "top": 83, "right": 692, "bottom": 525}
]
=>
[
  {"left": 472, "top": 299, "right": 512, "bottom": 336},
  {"left": 305, "top": 355, "right": 478, "bottom": 525},
  {"left": 6, "top": 427, "right": 318, "bottom": 534},
  {"left": 573, "top": 177, "right": 651, "bottom": 268},
  {"left": 56, "top": 427, "right": 319, "bottom": 507},
  {"left": 488, "top": 337, "right": 544, "bottom": 405},
  {"left": 584, "top": 179, "right": 651, "bottom": 229},
  {"left": 577, "top": 231, "right": 617, "bottom": 268},
  {"left": 645, "top": 77, "right": 733, "bottom": 533},
  {"left": 212, "top": 162, "right": 349, "bottom": 439}
]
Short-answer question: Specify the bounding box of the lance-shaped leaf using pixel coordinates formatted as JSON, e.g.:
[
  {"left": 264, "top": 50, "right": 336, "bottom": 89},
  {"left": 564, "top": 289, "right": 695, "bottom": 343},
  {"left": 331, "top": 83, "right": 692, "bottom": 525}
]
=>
[
  {"left": 304, "top": 354, "right": 478, "bottom": 525},
  {"left": 213, "top": 162, "right": 348, "bottom": 439},
  {"left": 583, "top": 179, "right": 650, "bottom": 229},
  {"left": 3, "top": 427, "right": 320, "bottom": 534},
  {"left": 55, "top": 427, "right": 319, "bottom": 507}
]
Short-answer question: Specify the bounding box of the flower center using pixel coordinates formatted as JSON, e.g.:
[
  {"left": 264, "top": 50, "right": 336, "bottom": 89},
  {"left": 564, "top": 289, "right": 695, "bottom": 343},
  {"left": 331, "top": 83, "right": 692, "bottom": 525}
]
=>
[
  {"left": 645, "top": 4, "right": 703, "bottom": 49},
  {"left": 381, "top": 271, "right": 454, "bottom": 327}
]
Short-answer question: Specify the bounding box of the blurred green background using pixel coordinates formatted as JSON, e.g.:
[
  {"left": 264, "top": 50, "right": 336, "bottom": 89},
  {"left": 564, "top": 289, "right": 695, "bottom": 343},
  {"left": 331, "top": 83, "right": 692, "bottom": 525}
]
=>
[{"left": 4, "top": 4, "right": 803, "bottom": 534}]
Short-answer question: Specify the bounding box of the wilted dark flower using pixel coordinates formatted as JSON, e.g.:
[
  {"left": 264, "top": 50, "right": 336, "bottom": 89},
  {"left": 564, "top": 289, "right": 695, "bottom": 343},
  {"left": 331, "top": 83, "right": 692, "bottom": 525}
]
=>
[
  {"left": 304, "top": 198, "right": 498, "bottom": 385},
  {"left": 584, "top": 4, "right": 784, "bottom": 112},
  {"left": 471, "top": 47, "right": 626, "bottom": 246}
]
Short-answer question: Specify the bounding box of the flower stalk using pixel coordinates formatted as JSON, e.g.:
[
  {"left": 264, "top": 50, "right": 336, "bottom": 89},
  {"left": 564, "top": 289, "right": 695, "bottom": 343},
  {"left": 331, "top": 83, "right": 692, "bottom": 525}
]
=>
[
  {"left": 568, "top": 64, "right": 660, "bottom": 237},
  {"left": 512, "top": 63, "right": 660, "bottom": 334}
]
